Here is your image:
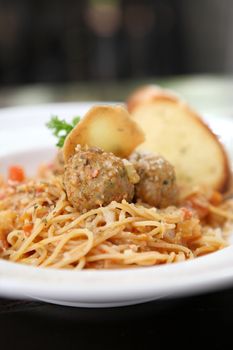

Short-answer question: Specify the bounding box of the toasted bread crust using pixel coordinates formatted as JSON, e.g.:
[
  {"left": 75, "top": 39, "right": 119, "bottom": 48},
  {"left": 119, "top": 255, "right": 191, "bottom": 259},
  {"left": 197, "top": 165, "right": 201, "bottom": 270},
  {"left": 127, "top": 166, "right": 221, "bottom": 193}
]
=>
[
  {"left": 127, "top": 85, "right": 180, "bottom": 112},
  {"left": 63, "top": 105, "right": 145, "bottom": 163},
  {"left": 127, "top": 85, "right": 231, "bottom": 193},
  {"left": 180, "top": 103, "right": 230, "bottom": 192}
]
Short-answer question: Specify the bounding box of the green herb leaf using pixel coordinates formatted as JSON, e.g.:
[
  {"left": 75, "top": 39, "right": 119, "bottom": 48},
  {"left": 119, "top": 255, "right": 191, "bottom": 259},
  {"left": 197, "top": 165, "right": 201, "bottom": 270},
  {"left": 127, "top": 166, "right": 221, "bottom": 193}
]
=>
[{"left": 46, "top": 115, "right": 80, "bottom": 147}]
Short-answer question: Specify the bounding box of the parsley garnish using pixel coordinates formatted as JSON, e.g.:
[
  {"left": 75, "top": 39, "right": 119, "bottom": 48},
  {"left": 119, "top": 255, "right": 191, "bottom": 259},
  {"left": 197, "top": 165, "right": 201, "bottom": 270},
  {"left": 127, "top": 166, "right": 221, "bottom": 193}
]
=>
[{"left": 46, "top": 116, "right": 80, "bottom": 148}]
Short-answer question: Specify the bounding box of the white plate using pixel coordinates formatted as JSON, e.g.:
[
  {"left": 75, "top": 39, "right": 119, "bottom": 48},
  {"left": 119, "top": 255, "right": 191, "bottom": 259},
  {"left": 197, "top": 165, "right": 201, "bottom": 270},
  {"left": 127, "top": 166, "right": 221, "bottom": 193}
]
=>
[{"left": 0, "top": 102, "right": 233, "bottom": 308}]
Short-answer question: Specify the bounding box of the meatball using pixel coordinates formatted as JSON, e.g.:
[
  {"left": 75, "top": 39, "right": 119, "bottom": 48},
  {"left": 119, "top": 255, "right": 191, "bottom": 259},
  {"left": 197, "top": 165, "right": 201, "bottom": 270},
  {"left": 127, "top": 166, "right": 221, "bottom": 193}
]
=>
[
  {"left": 53, "top": 149, "right": 65, "bottom": 175},
  {"left": 129, "top": 151, "right": 179, "bottom": 208},
  {"left": 64, "top": 145, "right": 139, "bottom": 212}
]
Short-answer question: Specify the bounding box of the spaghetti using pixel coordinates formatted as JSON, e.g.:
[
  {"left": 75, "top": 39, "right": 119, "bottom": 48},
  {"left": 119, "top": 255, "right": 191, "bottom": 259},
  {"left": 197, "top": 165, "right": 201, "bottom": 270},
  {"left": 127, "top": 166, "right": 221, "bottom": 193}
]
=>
[{"left": 0, "top": 171, "right": 232, "bottom": 269}]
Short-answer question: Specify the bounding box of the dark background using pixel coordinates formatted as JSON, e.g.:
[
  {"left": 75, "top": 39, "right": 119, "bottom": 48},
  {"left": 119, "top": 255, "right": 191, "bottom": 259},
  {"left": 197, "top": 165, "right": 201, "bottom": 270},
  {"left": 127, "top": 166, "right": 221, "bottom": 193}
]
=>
[{"left": 0, "top": 0, "right": 233, "bottom": 86}]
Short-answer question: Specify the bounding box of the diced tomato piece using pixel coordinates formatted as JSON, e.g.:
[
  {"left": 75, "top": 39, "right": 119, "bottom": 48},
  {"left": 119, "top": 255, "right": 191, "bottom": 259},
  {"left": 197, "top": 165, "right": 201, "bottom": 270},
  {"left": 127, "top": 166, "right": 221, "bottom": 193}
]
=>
[
  {"left": 8, "top": 166, "right": 25, "bottom": 183},
  {"left": 36, "top": 186, "right": 44, "bottom": 194},
  {"left": 181, "top": 207, "right": 193, "bottom": 220},
  {"left": 23, "top": 224, "right": 33, "bottom": 235},
  {"left": 47, "top": 163, "right": 54, "bottom": 170},
  {"left": 184, "top": 194, "right": 209, "bottom": 219},
  {"left": 209, "top": 191, "right": 223, "bottom": 205}
]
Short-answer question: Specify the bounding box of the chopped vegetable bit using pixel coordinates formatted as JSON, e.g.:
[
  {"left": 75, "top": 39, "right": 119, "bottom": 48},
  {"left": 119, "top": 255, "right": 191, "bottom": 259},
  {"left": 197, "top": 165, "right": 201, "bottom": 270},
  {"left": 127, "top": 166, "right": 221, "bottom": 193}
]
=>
[
  {"left": 23, "top": 224, "right": 33, "bottom": 234},
  {"left": 210, "top": 191, "right": 223, "bottom": 205},
  {"left": 8, "top": 166, "right": 25, "bottom": 183},
  {"left": 46, "top": 115, "right": 80, "bottom": 147},
  {"left": 181, "top": 207, "right": 193, "bottom": 220}
]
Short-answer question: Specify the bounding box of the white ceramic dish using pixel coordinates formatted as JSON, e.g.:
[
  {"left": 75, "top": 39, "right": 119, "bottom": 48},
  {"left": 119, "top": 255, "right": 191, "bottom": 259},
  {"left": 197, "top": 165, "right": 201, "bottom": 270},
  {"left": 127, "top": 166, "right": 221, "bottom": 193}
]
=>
[{"left": 0, "top": 102, "right": 233, "bottom": 308}]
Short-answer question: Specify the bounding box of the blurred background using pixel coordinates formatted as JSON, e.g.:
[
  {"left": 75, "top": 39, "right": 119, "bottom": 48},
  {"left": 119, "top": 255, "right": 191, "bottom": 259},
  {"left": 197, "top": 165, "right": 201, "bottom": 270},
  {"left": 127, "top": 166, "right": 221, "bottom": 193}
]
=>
[
  {"left": 1, "top": 0, "right": 233, "bottom": 84},
  {"left": 0, "top": 0, "right": 233, "bottom": 113}
]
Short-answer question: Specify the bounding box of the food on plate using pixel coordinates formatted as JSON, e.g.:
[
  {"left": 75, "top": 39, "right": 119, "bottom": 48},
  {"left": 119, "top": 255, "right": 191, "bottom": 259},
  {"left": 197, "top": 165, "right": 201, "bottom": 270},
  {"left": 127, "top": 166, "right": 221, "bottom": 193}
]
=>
[
  {"left": 129, "top": 151, "right": 178, "bottom": 208},
  {"left": 127, "top": 85, "right": 230, "bottom": 196},
  {"left": 64, "top": 145, "right": 138, "bottom": 212},
  {"left": 53, "top": 149, "right": 65, "bottom": 175},
  {"left": 63, "top": 105, "right": 145, "bottom": 162},
  {"left": 8, "top": 165, "right": 25, "bottom": 182},
  {"left": 0, "top": 211, "right": 15, "bottom": 249},
  {"left": 0, "top": 94, "right": 232, "bottom": 270}
]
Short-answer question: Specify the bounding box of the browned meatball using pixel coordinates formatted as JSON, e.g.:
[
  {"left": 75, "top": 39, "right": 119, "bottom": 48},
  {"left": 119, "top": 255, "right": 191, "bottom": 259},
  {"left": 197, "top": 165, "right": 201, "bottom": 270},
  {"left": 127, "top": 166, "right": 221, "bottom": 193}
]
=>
[
  {"left": 129, "top": 151, "right": 179, "bottom": 208},
  {"left": 64, "top": 145, "right": 139, "bottom": 212},
  {"left": 53, "top": 149, "right": 65, "bottom": 175}
]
